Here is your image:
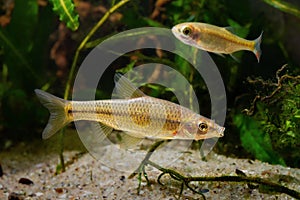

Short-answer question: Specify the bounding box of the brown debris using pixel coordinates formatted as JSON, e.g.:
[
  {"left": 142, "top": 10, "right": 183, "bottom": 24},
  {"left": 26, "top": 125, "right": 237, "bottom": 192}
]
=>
[
  {"left": 8, "top": 192, "right": 24, "bottom": 200},
  {"left": 54, "top": 187, "right": 64, "bottom": 193},
  {"left": 18, "top": 177, "right": 34, "bottom": 185}
]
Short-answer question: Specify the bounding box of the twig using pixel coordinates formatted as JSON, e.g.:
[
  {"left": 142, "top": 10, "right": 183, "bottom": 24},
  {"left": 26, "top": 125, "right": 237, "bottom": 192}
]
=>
[{"left": 129, "top": 135, "right": 299, "bottom": 198}]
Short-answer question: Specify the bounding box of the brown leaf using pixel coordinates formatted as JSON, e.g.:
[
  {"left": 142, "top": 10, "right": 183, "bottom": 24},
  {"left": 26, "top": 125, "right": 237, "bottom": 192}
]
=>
[
  {"left": 74, "top": 0, "right": 92, "bottom": 19},
  {"left": 37, "top": 0, "right": 48, "bottom": 7},
  {"left": 50, "top": 23, "right": 74, "bottom": 78},
  {"left": 0, "top": 15, "right": 10, "bottom": 27},
  {"left": 150, "top": 0, "right": 171, "bottom": 19},
  {"left": 0, "top": 0, "right": 14, "bottom": 27}
]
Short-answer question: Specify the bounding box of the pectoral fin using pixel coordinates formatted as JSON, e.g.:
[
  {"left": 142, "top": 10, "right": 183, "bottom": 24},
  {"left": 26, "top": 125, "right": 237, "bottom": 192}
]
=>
[
  {"left": 117, "top": 132, "right": 144, "bottom": 149},
  {"left": 213, "top": 52, "right": 226, "bottom": 58}
]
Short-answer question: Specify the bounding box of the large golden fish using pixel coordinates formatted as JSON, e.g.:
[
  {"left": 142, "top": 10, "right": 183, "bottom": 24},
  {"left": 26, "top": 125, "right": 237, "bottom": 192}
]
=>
[
  {"left": 35, "top": 75, "right": 225, "bottom": 141},
  {"left": 172, "top": 22, "right": 263, "bottom": 62}
]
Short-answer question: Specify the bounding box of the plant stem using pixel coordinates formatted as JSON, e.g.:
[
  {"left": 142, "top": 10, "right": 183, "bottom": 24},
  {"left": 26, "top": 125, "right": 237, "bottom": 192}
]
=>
[
  {"left": 57, "top": 0, "right": 131, "bottom": 173},
  {"left": 64, "top": 0, "right": 130, "bottom": 100}
]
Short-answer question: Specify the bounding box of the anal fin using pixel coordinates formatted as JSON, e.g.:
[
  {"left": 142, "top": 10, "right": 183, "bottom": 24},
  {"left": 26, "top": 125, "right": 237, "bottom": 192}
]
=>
[{"left": 230, "top": 52, "right": 242, "bottom": 63}]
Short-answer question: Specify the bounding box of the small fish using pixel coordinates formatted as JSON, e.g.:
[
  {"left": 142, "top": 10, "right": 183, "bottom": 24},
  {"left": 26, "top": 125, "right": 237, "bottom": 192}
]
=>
[
  {"left": 35, "top": 74, "right": 224, "bottom": 142},
  {"left": 172, "top": 22, "right": 263, "bottom": 62}
]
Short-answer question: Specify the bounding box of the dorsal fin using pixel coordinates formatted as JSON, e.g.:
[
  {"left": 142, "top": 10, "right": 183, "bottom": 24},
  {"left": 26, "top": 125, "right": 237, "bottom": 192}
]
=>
[
  {"left": 222, "top": 26, "right": 236, "bottom": 34},
  {"left": 113, "top": 73, "right": 146, "bottom": 99}
]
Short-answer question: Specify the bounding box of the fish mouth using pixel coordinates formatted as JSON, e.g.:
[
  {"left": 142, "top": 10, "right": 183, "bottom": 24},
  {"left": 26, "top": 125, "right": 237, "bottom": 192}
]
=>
[
  {"left": 217, "top": 127, "right": 225, "bottom": 137},
  {"left": 171, "top": 27, "right": 190, "bottom": 42},
  {"left": 171, "top": 26, "right": 177, "bottom": 33},
  {"left": 171, "top": 26, "right": 181, "bottom": 36}
]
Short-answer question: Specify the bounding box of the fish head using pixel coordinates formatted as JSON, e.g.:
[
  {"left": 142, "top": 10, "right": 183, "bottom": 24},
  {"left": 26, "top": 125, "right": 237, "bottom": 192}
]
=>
[
  {"left": 177, "top": 115, "right": 225, "bottom": 141},
  {"left": 172, "top": 23, "right": 200, "bottom": 47},
  {"left": 194, "top": 117, "right": 225, "bottom": 140}
]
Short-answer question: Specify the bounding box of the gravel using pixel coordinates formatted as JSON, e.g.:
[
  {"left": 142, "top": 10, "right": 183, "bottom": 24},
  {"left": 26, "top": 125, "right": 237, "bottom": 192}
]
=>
[{"left": 0, "top": 136, "right": 299, "bottom": 200}]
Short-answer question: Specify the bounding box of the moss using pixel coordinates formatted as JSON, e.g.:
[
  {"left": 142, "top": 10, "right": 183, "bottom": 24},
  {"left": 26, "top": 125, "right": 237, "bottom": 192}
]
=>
[{"left": 244, "top": 70, "right": 300, "bottom": 167}]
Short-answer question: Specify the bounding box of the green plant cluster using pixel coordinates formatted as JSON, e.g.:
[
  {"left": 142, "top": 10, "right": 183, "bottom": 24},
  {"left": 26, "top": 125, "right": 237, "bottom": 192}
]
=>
[
  {"left": 253, "top": 81, "right": 300, "bottom": 167},
  {"left": 0, "top": 0, "right": 54, "bottom": 140},
  {"left": 234, "top": 71, "right": 300, "bottom": 167},
  {"left": 49, "top": 0, "right": 79, "bottom": 31},
  {"left": 234, "top": 113, "right": 286, "bottom": 166}
]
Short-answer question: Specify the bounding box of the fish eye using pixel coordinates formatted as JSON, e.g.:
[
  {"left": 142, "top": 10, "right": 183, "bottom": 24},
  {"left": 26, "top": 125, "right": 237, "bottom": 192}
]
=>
[
  {"left": 182, "top": 26, "right": 192, "bottom": 36},
  {"left": 198, "top": 122, "right": 208, "bottom": 133}
]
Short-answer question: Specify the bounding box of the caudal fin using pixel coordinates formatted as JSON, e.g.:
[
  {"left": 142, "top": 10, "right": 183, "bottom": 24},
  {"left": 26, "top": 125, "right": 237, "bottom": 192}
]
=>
[
  {"left": 253, "top": 31, "right": 263, "bottom": 63},
  {"left": 35, "top": 89, "right": 71, "bottom": 139}
]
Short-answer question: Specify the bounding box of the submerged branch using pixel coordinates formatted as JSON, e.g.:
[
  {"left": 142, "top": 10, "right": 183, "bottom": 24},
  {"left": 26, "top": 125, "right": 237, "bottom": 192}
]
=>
[
  {"left": 150, "top": 160, "right": 300, "bottom": 199},
  {"left": 243, "top": 64, "right": 300, "bottom": 115},
  {"left": 130, "top": 138, "right": 300, "bottom": 199}
]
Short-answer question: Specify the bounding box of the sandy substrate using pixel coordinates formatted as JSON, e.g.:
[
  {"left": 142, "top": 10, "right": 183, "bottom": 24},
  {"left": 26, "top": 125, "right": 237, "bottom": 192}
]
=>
[{"left": 0, "top": 134, "right": 299, "bottom": 200}]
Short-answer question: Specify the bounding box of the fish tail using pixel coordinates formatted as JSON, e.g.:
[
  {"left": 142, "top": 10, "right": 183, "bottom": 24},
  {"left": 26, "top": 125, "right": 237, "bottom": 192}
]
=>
[
  {"left": 253, "top": 31, "right": 263, "bottom": 63},
  {"left": 35, "top": 89, "right": 71, "bottom": 139}
]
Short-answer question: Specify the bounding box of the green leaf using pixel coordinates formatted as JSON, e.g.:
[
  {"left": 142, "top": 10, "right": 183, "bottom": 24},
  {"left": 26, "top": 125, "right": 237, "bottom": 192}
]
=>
[
  {"left": 0, "top": 0, "right": 40, "bottom": 85},
  {"left": 116, "top": 60, "right": 137, "bottom": 74},
  {"left": 49, "top": 0, "right": 79, "bottom": 31},
  {"left": 227, "top": 19, "right": 250, "bottom": 38},
  {"left": 141, "top": 17, "right": 165, "bottom": 27},
  {"left": 234, "top": 114, "right": 286, "bottom": 166},
  {"left": 0, "top": 30, "right": 34, "bottom": 77}
]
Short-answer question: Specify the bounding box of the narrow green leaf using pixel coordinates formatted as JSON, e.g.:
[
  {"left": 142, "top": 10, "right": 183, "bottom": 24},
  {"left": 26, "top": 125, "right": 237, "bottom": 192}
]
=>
[
  {"left": 227, "top": 19, "right": 250, "bottom": 38},
  {"left": 0, "top": 30, "right": 34, "bottom": 77},
  {"left": 49, "top": 0, "right": 79, "bottom": 31},
  {"left": 141, "top": 17, "right": 165, "bottom": 27},
  {"left": 262, "top": 0, "right": 300, "bottom": 19}
]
